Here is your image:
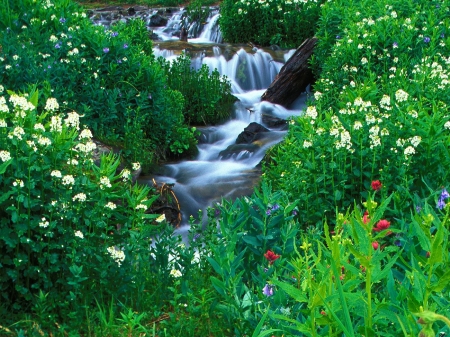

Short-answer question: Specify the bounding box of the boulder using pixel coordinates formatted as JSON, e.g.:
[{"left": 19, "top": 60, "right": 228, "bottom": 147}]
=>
[
  {"left": 149, "top": 14, "right": 168, "bottom": 27},
  {"left": 236, "top": 122, "right": 269, "bottom": 144}
]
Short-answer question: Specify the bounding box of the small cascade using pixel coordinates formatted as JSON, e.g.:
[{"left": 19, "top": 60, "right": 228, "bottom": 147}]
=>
[
  {"left": 189, "top": 13, "right": 223, "bottom": 44},
  {"left": 199, "top": 47, "right": 283, "bottom": 93},
  {"left": 152, "top": 9, "right": 187, "bottom": 41}
]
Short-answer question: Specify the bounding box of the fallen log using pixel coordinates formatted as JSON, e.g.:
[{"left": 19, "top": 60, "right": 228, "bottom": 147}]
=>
[{"left": 261, "top": 37, "right": 317, "bottom": 107}]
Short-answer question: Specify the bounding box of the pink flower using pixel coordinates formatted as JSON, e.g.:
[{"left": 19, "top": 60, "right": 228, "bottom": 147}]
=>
[
  {"left": 372, "top": 241, "right": 379, "bottom": 250},
  {"left": 373, "top": 219, "right": 391, "bottom": 232},
  {"left": 264, "top": 250, "right": 280, "bottom": 265},
  {"left": 362, "top": 211, "right": 370, "bottom": 224},
  {"left": 371, "top": 180, "right": 382, "bottom": 191}
]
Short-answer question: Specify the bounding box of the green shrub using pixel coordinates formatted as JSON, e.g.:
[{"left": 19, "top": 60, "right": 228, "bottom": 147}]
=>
[
  {"left": 0, "top": 0, "right": 193, "bottom": 169},
  {"left": 262, "top": 0, "right": 450, "bottom": 226},
  {"left": 219, "top": 0, "right": 326, "bottom": 48},
  {"left": 0, "top": 88, "right": 163, "bottom": 324},
  {"left": 159, "top": 53, "right": 236, "bottom": 126}
]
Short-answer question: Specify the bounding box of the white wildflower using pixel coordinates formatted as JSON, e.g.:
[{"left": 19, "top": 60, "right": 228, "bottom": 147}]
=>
[
  {"left": 73, "top": 193, "right": 87, "bottom": 202},
  {"left": 99, "top": 176, "right": 112, "bottom": 189},
  {"left": 39, "top": 217, "right": 49, "bottom": 228},
  {"left": 0, "top": 150, "right": 11, "bottom": 162},
  {"left": 105, "top": 202, "right": 117, "bottom": 210},
  {"left": 61, "top": 175, "right": 75, "bottom": 185},
  {"left": 107, "top": 246, "right": 125, "bottom": 267},
  {"left": 74, "top": 230, "right": 84, "bottom": 239}
]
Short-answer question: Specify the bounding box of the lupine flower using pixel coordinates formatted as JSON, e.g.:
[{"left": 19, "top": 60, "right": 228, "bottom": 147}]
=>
[
  {"left": 373, "top": 219, "right": 390, "bottom": 232},
  {"left": 123, "top": 43, "right": 128, "bottom": 49},
  {"left": 423, "top": 37, "right": 430, "bottom": 43},
  {"left": 103, "top": 47, "right": 109, "bottom": 53},
  {"left": 392, "top": 42, "right": 398, "bottom": 48},
  {"left": 59, "top": 17, "right": 66, "bottom": 23},
  {"left": 437, "top": 188, "right": 450, "bottom": 209},
  {"left": 262, "top": 284, "right": 273, "bottom": 297},
  {"left": 264, "top": 250, "right": 280, "bottom": 264},
  {"left": 371, "top": 180, "right": 382, "bottom": 191},
  {"left": 111, "top": 31, "right": 118, "bottom": 37}
]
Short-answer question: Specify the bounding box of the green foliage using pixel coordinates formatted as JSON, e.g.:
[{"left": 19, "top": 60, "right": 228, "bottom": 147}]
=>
[
  {"left": 263, "top": 0, "right": 450, "bottom": 226},
  {"left": 159, "top": 53, "right": 236, "bottom": 126},
  {"left": 0, "top": 89, "right": 162, "bottom": 325},
  {"left": 0, "top": 0, "right": 191, "bottom": 168},
  {"left": 219, "top": 0, "right": 326, "bottom": 48}
]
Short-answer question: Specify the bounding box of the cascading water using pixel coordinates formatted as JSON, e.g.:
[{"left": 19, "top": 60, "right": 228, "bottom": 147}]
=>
[
  {"left": 144, "top": 8, "right": 308, "bottom": 238},
  {"left": 88, "top": 6, "right": 308, "bottom": 237}
]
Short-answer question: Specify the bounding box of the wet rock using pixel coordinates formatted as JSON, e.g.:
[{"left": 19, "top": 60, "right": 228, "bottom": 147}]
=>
[
  {"left": 128, "top": 7, "right": 136, "bottom": 16},
  {"left": 149, "top": 14, "right": 168, "bottom": 27},
  {"left": 261, "top": 114, "right": 288, "bottom": 129},
  {"left": 236, "top": 122, "right": 269, "bottom": 144}
]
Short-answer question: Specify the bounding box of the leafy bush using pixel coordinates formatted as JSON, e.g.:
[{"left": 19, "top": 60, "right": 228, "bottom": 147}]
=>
[
  {"left": 0, "top": 88, "right": 163, "bottom": 324},
  {"left": 219, "top": 0, "right": 325, "bottom": 48},
  {"left": 159, "top": 53, "right": 236, "bottom": 125},
  {"left": 204, "top": 184, "right": 450, "bottom": 336},
  {"left": 263, "top": 0, "right": 450, "bottom": 226},
  {"left": 0, "top": 0, "right": 194, "bottom": 168}
]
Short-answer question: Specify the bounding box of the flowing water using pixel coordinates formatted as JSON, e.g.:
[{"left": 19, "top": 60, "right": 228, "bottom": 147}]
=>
[
  {"left": 90, "top": 7, "right": 307, "bottom": 237},
  {"left": 143, "top": 9, "right": 308, "bottom": 239}
]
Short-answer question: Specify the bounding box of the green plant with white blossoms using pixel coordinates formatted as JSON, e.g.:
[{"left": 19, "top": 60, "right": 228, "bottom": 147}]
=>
[{"left": 0, "top": 88, "right": 163, "bottom": 324}]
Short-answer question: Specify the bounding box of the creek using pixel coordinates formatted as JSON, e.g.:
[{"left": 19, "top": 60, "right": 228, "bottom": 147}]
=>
[{"left": 90, "top": 6, "right": 308, "bottom": 237}]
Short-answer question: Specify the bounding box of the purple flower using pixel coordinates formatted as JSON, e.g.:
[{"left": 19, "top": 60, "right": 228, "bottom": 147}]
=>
[
  {"left": 262, "top": 284, "right": 273, "bottom": 297},
  {"left": 440, "top": 33, "right": 445, "bottom": 38},
  {"left": 59, "top": 17, "right": 66, "bottom": 23},
  {"left": 392, "top": 42, "right": 398, "bottom": 48},
  {"left": 123, "top": 43, "right": 128, "bottom": 49},
  {"left": 336, "top": 35, "right": 341, "bottom": 39},
  {"left": 148, "top": 94, "right": 152, "bottom": 100},
  {"left": 103, "top": 47, "right": 109, "bottom": 53},
  {"left": 424, "top": 36, "right": 431, "bottom": 43},
  {"left": 55, "top": 43, "right": 61, "bottom": 49},
  {"left": 266, "top": 209, "right": 271, "bottom": 216},
  {"left": 292, "top": 210, "right": 297, "bottom": 216},
  {"left": 394, "top": 240, "right": 402, "bottom": 247},
  {"left": 117, "top": 59, "right": 122, "bottom": 64},
  {"left": 272, "top": 204, "right": 280, "bottom": 211},
  {"left": 111, "top": 31, "right": 119, "bottom": 37},
  {"left": 437, "top": 198, "right": 446, "bottom": 210},
  {"left": 440, "top": 188, "right": 450, "bottom": 200},
  {"left": 415, "top": 205, "right": 422, "bottom": 213}
]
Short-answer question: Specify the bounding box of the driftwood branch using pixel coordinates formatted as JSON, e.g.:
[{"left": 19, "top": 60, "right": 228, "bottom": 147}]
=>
[{"left": 261, "top": 37, "right": 317, "bottom": 107}]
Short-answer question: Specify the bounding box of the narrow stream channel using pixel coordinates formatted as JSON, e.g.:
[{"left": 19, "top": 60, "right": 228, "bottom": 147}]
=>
[{"left": 90, "top": 6, "right": 308, "bottom": 237}]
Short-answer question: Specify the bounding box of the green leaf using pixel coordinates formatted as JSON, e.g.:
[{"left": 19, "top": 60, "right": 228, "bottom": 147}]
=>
[
  {"left": 242, "top": 235, "right": 262, "bottom": 247},
  {"left": 210, "top": 276, "right": 226, "bottom": 297},
  {"left": 271, "top": 279, "right": 308, "bottom": 303},
  {"left": 0, "top": 159, "right": 12, "bottom": 174},
  {"left": 429, "top": 223, "right": 444, "bottom": 265},
  {"left": 206, "top": 257, "right": 222, "bottom": 275}
]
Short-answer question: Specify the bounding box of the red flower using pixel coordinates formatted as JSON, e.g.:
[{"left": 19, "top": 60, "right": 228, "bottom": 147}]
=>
[
  {"left": 372, "top": 241, "right": 379, "bottom": 250},
  {"left": 264, "top": 250, "right": 280, "bottom": 264},
  {"left": 371, "top": 180, "right": 382, "bottom": 191},
  {"left": 373, "top": 219, "right": 391, "bottom": 232},
  {"left": 362, "top": 211, "right": 370, "bottom": 224}
]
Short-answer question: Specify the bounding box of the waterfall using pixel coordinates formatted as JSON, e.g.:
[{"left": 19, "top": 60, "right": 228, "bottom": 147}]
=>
[{"left": 87, "top": 6, "right": 307, "bottom": 236}]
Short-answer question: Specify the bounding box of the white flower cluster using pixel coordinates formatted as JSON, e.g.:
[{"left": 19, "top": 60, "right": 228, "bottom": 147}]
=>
[
  {"left": 65, "top": 111, "right": 80, "bottom": 130},
  {"left": 120, "top": 169, "right": 131, "bottom": 182},
  {"left": 39, "top": 217, "right": 49, "bottom": 228},
  {"left": 305, "top": 106, "right": 318, "bottom": 124},
  {"left": 395, "top": 89, "right": 409, "bottom": 102},
  {"left": 99, "top": 176, "right": 112, "bottom": 189},
  {"left": 74, "top": 230, "right": 84, "bottom": 239},
  {"left": 50, "top": 116, "right": 62, "bottom": 133},
  {"left": 73, "top": 193, "right": 87, "bottom": 202},
  {"left": 45, "top": 97, "right": 59, "bottom": 111},
  {"left": 132, "top": 162, "right": 141, "bottom": 171},
  {"left": 51, "top": 170, "right": 62, "bottom": 178},
  {"left": 170, "top": 269, "right": 182, "bottom": 278},
  {"left": 74, "top": 141, "right": 96, "bottom": 153},
  {"left": 329, "top": 116, "right": 352, "bottom": 151},
  {"left": 369, "top": 125, "right": 381, "bottom": 149},
  {"left": 10, "top": 95, "right": 35, "bottom": 113},
  {"left": 8, "top": 126, "right": 25, "bottom": 140},
  {"left": 303, "top": 140, "right": 313, "bottom": 148},
  {"left": 0, "top": 150, "right": 11, "bottom": 162},
  {"left": 62, "top": 175, "right": 75, "bottom": 186},
  {"left": 105, "top": 202, "right": 116, "bottom": 210},
  {"left": 107, "top": 246, "right": 125, "bottom": 267},
  {"left": 79, "top": 129, "right": 93, "bottom": 140}
]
